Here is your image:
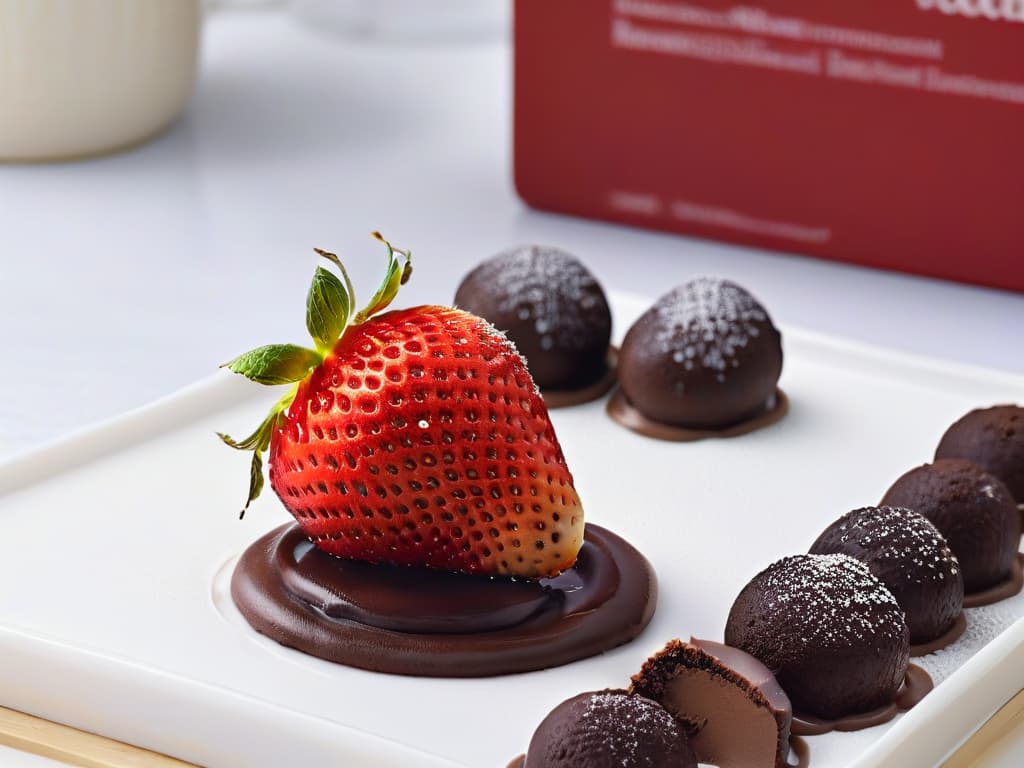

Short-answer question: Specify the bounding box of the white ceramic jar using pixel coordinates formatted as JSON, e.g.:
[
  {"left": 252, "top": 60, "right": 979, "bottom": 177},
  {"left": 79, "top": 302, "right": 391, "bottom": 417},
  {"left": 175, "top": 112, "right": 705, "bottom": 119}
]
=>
[{"left": 0, "top": 0, "right": 200, "bottom": 161}]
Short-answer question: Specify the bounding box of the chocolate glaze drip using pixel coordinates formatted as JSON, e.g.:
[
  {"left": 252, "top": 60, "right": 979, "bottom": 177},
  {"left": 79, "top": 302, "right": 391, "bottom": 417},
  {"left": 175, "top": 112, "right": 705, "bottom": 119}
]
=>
[
  {"left": 607, "top": 388, "right": 788, "bottom": 442},
  {"left": 963, "top": 553, "right": 1024, "bottom": 608},
  {"left": 231, "top": 523, "right": 657, "bottom": 677},
  {"left": 541, "top": 348, "right": 618, "bottom": 409},
  {"left": 910, "top": 611, "right": 967, "bottom": 657},
  {"left": 790, "top": 664, "right": 933, "bottom": 736}
]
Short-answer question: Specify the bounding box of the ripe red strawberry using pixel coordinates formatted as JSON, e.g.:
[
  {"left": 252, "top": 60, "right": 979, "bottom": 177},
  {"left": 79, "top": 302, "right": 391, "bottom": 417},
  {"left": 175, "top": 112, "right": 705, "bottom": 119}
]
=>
[{"left": 220, "top": 234, "right": 584, "bottom": 578}]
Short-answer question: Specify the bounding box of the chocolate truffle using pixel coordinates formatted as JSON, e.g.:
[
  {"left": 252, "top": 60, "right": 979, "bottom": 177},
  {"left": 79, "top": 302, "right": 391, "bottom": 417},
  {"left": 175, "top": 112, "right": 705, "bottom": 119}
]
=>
[
  {"left": 725, "top": 554, "right": 909, "bottom": 720},
  {"left": 881, "top": 459, "right": 1021, "bottom": 593},
  {"left": 454, "top": 246, "right": 612, "bottom": 394},
  {"left": 617, "top": 278, "right": 782, "bottom": 429},
  {"left": 809, "top": 506, "right": 964, "bottom": 645},
  {"left": 523, "top": 690, "right": 696, "bottom": 768},
  {"left": 936, "top": 405, "right": 1024, "bottom": 503},
  {"left": 632, "top": 638, "right": 792, "bottom": 768}
]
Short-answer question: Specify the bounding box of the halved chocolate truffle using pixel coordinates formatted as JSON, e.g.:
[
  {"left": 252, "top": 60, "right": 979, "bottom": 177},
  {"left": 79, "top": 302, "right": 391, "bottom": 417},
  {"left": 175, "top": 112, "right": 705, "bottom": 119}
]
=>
[
  {"left": 725, "top": 554, "right": 909, "bottom": 721},
  {"left": 616, "top": 278, "right": 783, "bottom": 431},
  {"left": 454, "top": 246, "right": 613, "bottom": 401},
  {"left": 631, "top": 638, "right": 792, "bottom": 768},
  {"left": 936, "top": 405, "right": 1024, "bottom": 503},
  {"left": 809, "top": 506, "right": 964, "bottom": 646},
  {"left": 523, "top": 690, "right": 696, "bottom": 768},
  {"left": 881, "top": 459, "right": 1021, "bottom": 594}
]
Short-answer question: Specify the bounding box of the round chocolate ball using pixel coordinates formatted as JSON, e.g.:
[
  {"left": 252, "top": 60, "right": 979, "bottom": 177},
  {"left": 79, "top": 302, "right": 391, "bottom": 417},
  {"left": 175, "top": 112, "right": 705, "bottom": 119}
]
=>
[
  {"left": 618, "top": 278, "right": 782, "bottom": 429},
  {"left": 881, "top": 459, "right": 1021, "bottom": 593},
  {"left": 725, "top": 554, "right": 909, "bottom": 720},
  {"left": 524, "top": 690, "right": 696, "bottom": 768},
  {"left": 809, "top": 506, "right": 963, "bottom": 645},
  {"left": 936, "top": 405, "right": 1024, "bottom": 503},
  {"left": 454, "top": 246, "right": 612, "bottom": 392}
]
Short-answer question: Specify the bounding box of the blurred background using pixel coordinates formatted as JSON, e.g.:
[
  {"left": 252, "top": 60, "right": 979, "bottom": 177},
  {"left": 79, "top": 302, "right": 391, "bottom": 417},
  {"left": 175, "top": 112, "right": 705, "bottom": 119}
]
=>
[
  {"left": 0, "top": 5, "right": 1023, "bottom": 767},
  {"left": 0, "top": 0, "right": 1021, "bottom": 460}
]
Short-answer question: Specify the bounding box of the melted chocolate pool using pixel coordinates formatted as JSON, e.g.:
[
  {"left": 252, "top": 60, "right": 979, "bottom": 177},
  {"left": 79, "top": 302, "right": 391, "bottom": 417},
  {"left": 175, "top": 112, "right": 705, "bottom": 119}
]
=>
[
  {"left": 962, "top": 553, "right": 1024, "bottom": 608},
  {"left": 231, "top": 523, "right": 657, "bottom": 676},
  {"left": 607, "top": 388, "right": 789, "bottom": 442},
  {"left": 790, "top": 664, "right": 933, "bottom": 736}
]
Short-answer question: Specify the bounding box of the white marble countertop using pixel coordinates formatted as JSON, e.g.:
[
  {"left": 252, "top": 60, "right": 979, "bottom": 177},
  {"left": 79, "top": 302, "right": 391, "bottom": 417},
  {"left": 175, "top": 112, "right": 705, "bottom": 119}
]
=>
[{"left": 0, "top": 7, "right": 1021, "bottom": 767}]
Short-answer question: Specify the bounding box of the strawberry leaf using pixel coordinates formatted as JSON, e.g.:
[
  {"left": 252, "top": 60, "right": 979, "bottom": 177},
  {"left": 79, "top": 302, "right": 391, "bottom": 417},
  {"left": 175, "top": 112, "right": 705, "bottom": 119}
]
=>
[
  {"left": 216, "top": 428, "right": 262, "bottom": 451},
  {"left": 222, "top": 344, "right": 321, "bottom": 385},
  {"left": 219, "top": 233, "right": 417, "bottom": 523},
  {"left": 306, "top": 265, "right": 351, "bottom": 352},
  {"left": 243, "top": 451, "right": 265, "bottom": 519},
  {"left": 221, "top": 405, "right": 285, "bottom": 518}
]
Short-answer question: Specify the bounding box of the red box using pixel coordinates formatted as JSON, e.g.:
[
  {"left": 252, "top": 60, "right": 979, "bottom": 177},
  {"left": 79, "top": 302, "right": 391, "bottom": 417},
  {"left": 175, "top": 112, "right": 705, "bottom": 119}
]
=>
[{"left": 514, "top": 0, "right": 1024, "bottom": 292}]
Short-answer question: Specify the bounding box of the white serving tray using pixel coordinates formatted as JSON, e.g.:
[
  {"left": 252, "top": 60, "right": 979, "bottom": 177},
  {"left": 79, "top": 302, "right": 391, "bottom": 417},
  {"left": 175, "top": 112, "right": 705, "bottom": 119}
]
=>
[{"left": 0, "top": 293, "right": 1021, "bottom": 768}]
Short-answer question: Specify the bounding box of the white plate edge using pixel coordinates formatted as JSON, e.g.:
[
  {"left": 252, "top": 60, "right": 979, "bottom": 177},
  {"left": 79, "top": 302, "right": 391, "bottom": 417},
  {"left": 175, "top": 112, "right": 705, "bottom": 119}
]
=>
[
  {"left": 0, "top": 624, "right": 467, "bottom": 768},
  {"left": 0, "top": 372, "right": 262, "bottom": 495},
  {"left": 854, "top": 615, "right": 1024, "bottom": 768}
]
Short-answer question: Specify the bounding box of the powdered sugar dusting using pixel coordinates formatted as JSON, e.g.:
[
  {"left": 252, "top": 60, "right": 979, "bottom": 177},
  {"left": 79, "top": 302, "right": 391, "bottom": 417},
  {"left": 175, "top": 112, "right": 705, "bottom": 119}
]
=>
[
  {"left": 826, "top": 506, "right": 960, "bottom": 585},
  {"left": 571, "top": 692, "right": 682, "bottom": 766},
  {"left": 916, "top": 571, "right": 1024, "bottom": 684},
  {"left": 757, "top": 554, "right": 905, "bottom": 647},
  {"left": 471, "top": 246, "right": 609, "bottom": 352},
  {"left": 531, "top": 691, "right": 688, "bottom": 766},
  {"left": 652, "top": 278, "right": 770, "bottom": 380}
]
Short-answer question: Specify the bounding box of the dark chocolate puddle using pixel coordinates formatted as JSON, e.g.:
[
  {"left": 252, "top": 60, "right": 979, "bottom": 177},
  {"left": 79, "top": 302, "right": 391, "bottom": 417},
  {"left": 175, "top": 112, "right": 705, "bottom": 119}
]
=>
[
  {"left": 910, "top": 611, "right": 967, "bottom": 657},
  {"left": 963, "top": 553, "right": 1024, "bottom": 608},
  {"left": 791, "top": 664, "right": 933, "bottom": 736},
  {"left": 606, "top": 388, "right": 788, "bottom": 442},
  {"left": 231, "top": 522, "right": 657, "bottom": 677},
  {"left": 540, "top": 347, "right": 618, "bottom": 409}
]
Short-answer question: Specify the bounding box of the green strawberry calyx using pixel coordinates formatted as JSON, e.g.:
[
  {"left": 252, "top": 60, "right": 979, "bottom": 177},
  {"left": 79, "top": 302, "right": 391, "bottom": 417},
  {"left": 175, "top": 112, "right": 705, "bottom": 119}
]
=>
[{"left": 218, "top": 232, "right": 412, "bottom": 518}]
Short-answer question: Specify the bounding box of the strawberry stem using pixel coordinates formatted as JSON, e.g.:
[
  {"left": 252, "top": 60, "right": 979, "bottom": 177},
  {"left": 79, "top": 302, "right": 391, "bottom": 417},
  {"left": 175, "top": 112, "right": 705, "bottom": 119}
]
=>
[
  {"left": 313, "top": 248, "right": 356, "bottom": 305},
  {"left": 356, "top": 232, "right": 412, "bottom": 323}
]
